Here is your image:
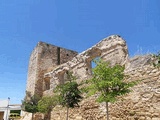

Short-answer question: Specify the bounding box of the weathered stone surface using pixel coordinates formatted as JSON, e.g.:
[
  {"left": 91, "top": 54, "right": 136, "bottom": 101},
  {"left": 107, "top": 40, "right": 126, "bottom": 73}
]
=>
[
  {"left": 26, "top": 41, "right": 78, "bottom": 96},
  {"left": 43, "top": 35, "right": 128, "bottom": 95},
  {"left": 25, "top": 35, "right": 160, "bottom": 120}
]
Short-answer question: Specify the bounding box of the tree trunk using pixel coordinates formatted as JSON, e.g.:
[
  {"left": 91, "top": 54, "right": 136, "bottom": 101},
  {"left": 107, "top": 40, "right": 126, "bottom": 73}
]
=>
[
  {"left": 44, "top": 112, "right": 50, "bottom": 120},
  {"left": 66, "top": 107, "right": 69, "bottom": 120},
  {"left": 48, "top": 111, "right": 51, "bottom": 120},
  {"left": 32, "top": 113, "right": 34, "bottom": 120},
  {"left": 106, "top": 102, "right": 109, "bottom": 120}
]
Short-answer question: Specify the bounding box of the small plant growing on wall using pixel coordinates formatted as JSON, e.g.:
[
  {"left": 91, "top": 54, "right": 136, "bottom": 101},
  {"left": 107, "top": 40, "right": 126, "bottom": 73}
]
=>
[{"left": 153, "top": 51, "right": 160, "bottom": 68}]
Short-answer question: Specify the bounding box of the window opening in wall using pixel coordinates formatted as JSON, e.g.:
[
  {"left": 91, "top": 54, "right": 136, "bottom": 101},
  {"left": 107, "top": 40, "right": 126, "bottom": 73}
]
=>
[
  {"left": 44, "top": 78, "right": 50, "bottom": 91},
  {"left": 58, "top": 72, "right": 65, "bottom": 84},
  {"left": 64, "top": 71, "right": 69, "bottom": 81},
  {"left": 91, "top": 57, "right": 100, "bottom": 74},
  {"left": 91, "top": 57, "right": 100, "bottom": 69},
  {"left": 46, "top": 44, "right": 49, "bottom": 47},
  {"left": 57, "top": 47, "right": 60, "bottom": 65},
  {"left": 85, "top": 66, "right": 92, "bottom": 76}
]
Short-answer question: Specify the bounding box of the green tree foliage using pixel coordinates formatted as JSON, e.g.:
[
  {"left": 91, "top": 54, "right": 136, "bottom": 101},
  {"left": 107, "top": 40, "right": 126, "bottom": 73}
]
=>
[
  {"left": 38, "top": 96, "right": 58, "bottom": 120},
  {"left": 86, "top": 59, "right": 136, "bottom": 120},
  {"left": 153, "top": 51, "right": 160, "bottom": 68},
  {"left": 54, "top": 72, "right": 83, "bottom": 120},
  {"left": 22, "top": 91, "right": 41, "bottom": 120}
]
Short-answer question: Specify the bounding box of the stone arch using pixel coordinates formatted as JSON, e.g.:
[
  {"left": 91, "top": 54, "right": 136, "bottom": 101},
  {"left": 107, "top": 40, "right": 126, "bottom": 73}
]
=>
[{"left": 85, "top": 47, "right": 102, "bottom": 75}]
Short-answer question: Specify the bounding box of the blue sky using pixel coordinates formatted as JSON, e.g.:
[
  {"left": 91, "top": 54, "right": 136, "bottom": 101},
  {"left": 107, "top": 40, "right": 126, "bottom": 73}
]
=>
[{"left": 0, "top": 0, "right": 160, "bottom": 104}]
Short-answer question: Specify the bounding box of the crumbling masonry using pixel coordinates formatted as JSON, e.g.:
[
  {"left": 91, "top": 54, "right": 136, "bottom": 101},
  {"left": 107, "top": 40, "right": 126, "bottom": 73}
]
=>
[
  {"left": 26, "top": 35, "right": 160, "bottom": 119},
  {"left": 26, "top": 35, "right": 128, "bottom": 96}
]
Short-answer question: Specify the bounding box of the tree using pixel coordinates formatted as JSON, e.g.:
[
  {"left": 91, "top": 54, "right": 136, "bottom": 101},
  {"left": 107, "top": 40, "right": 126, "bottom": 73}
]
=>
[
  {"left": 38, "top": 96, "right": 58, "bottom": 120},
  {"left": 54, "top": 72, "right": 83, "bottom": 120},
  {"left": 22, "top": 91, "right": 41, "bottom": 120},
  {"left": 86, "top": 59, "right": 136, "bottom": 120}
]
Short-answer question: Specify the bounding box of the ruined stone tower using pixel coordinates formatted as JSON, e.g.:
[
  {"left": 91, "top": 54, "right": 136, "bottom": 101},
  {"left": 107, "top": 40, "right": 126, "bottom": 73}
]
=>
[{"left": 26, "top": 41, "right": 78, "bottom": 96}]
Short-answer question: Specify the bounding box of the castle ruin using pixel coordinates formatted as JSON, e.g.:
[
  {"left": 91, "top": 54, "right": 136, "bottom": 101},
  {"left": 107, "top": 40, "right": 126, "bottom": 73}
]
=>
[{"left": 26, "top": 35, "right": 160, "bottom": 119}]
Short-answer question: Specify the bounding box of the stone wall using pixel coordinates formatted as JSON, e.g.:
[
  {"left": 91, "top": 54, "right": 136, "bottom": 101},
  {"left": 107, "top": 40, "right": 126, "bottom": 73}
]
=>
[
  {"left": 108, "top": 55, "right": 160, "bottom": 119},
  {"left": 25, "top": 35, "right": 160, "bottom": 120},
  {"left": 43, "top": 35, "right": 128, "bottom": 95},
  {"left": 26, "top": 45, "right": 39, "bottom": 95},
  {"left": 49, "top": 55, "right": 160, "bottom": 120}
]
